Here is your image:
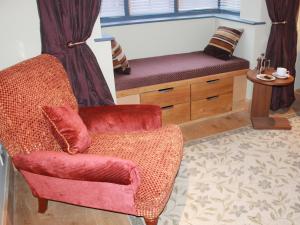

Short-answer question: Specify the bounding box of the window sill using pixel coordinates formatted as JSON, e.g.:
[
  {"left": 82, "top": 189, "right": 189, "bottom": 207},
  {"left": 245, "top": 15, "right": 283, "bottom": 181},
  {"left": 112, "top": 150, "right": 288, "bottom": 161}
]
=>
[
  {"left": 101, "top": 13, "right": 265, "bottom": 28},
  {"left": 94, "top": 34, "right": 114, "bottom": 43}
]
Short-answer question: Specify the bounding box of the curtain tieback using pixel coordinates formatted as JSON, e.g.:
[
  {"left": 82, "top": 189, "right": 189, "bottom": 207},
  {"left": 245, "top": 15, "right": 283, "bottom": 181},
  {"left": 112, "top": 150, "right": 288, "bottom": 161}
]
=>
[
  {"left": 67, "top": 41, "right": 86, "bottom": 48},
  {"left": 272, "top": 21, "right": 287, "bottom": 25}
]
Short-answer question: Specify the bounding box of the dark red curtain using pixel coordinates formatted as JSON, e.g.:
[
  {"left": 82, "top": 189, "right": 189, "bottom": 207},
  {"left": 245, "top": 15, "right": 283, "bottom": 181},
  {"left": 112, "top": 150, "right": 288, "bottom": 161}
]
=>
[
  {"left": 37, "top": 0, "right": 114, "bottom": 106},
  {"left": 265, "top": 0, "right": 300, "bottom": 110}
]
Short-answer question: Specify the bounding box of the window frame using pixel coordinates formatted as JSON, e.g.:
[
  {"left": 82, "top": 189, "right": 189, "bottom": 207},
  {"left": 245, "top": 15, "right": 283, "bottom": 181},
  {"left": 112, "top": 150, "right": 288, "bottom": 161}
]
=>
[{"left": 101, "top": 0, "right": 240, "bottom": 24}]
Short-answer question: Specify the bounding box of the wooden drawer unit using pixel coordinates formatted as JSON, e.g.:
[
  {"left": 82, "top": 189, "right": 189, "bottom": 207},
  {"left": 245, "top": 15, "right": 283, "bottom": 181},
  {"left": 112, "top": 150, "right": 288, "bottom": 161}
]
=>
[
  {"left": 191, "top": 92, "right": 233, "bottom": 120},
  {"left": 162, "top": 103, "right": 191, "bottom": 125},
  {"left": 117, "top": 69, "right": 248, "bottom": 125},
  {"left": 140, "top": 85, "right": 190, "bottom": 107},
  {"left": 191, "top": 77, "right": 233, "bottom": 101}
]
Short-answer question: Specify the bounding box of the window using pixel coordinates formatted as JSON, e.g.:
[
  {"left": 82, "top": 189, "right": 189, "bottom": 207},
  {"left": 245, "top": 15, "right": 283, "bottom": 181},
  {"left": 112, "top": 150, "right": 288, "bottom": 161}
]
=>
[
  {"left": 178, "top": 0, "right": 218, "bottom": 11},
  {"left": 101, "top": 0, "right": 240, "bottom": 23},
  {"left": 101, "top": 0, "right": 125, "bottom": 17},
  {"left": 130, "top": 0, "right": 174, "bottom": 15},
  {"left": 219, "top": 0, "right": 240, "bottom": 12}
]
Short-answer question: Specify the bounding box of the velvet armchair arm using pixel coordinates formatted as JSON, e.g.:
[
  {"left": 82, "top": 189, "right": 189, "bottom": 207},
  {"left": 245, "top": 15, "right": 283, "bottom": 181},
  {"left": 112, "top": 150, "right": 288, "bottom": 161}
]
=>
[
  {"left": 79, "top": 105, "right": 162, "bottom": 133},
  {"left": 13, "top": 151, "right": 140, "bottom": 190}
]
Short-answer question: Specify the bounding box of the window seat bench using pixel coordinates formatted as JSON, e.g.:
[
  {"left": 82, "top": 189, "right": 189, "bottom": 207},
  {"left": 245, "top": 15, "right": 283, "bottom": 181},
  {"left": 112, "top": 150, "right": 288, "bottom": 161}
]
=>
[{"left": 115, "top": 51, "right": 250, "bottom": 125}]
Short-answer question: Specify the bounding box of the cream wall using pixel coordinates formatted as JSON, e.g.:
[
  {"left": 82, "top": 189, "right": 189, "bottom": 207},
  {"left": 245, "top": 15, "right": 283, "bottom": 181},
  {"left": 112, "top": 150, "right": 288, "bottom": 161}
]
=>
[
  {"left": 103, "top": 18, "right": 216, "bottom": 60},
  {"left": 241, "top": 0, "right": 268, "bottom": 22},
  {"left": 0, "top": 0, "right": 41, "bottom": 69}
]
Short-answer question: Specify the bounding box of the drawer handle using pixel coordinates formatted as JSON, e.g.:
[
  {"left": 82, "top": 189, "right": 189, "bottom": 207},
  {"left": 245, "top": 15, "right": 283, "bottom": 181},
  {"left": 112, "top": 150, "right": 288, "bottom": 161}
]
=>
[
  {"left": 161, "top": 105, "right": 174, "bottom": 110},
  {"left": 158, "top": 87, "right": 174, "bottom": 93},
  {"left": 206, "top": 79, "right": 220, "bottom": 84},
  {"left": 206, "top": 95, "right": 219, "bottom": 101}
]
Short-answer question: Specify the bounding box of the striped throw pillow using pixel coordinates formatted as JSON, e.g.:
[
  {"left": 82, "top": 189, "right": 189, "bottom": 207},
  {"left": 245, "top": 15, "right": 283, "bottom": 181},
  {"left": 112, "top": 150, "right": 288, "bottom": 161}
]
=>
[
  {"left": 111, "top": 39, "right": 131, "bottom": 74},
  {"left": 204, "top": 26, "right": 243, "bottom": 60}
]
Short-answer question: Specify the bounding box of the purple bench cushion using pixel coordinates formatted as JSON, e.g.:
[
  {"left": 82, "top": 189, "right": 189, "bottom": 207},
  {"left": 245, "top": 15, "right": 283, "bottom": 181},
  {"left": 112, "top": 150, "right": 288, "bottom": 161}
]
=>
[{"left": 114, "top": 51, "right": 249, "bottom": 91}]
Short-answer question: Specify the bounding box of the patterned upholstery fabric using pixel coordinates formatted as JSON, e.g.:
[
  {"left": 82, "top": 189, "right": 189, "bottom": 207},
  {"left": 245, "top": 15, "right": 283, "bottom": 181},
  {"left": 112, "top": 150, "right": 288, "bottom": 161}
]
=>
[
  {"left": 88, "top": 124, "right": 183, "bottom": 219},
  {"left": 111, "top": 39, "right": 131, "bottom": 74},
  {"left": 0, "top": 55, "right": 77, "bottom": 156},
  {"left": 204, "top": 26, "right": 244, "bottom": 60}
]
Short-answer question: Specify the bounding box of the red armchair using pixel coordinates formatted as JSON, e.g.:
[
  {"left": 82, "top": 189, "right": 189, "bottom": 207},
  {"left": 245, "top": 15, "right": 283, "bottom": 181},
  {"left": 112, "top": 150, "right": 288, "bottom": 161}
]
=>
[{"left": 0, "top": 54, "right": 183, "bottom": 225}]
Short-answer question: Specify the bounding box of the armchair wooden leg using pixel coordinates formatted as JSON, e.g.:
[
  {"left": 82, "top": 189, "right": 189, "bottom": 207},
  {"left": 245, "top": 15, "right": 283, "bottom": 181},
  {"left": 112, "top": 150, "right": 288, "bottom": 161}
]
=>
[
  {"left": 144, "top": 217, "right": 158, "bottom": 225},
  {"left": 38, "top": 198, "right": 48, "bottom": 213}
]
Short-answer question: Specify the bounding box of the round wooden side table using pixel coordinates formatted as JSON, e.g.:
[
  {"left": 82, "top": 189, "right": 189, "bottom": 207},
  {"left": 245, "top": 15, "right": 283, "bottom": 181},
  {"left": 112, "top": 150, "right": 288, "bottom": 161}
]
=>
[{"left": 247, "top": 69, "right": 294, "bottom": 130}]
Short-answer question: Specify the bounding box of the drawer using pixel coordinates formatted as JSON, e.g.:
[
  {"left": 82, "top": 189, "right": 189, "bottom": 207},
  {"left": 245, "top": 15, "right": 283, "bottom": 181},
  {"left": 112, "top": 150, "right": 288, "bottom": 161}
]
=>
[
  {"left": 140, "top": 85, "right": 190, "bottom": 107},
  {"left": 191, "top": 92, "right": 233, "bottom": 120},
  {"left": 117, "top": 94, "right": 140, "bottom": 104},
  {"left": 191, "top": 77, "right": 233, "bottom": 101},
  {"left": 162, "top": 103, "right": 190, "bottom": 125}
]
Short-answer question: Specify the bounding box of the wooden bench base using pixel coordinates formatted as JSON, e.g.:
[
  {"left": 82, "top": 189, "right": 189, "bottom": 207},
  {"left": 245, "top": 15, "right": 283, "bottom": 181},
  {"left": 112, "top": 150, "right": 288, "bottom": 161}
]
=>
[{"left": 117, "top": 69, "right": 248, "bottom": 125}]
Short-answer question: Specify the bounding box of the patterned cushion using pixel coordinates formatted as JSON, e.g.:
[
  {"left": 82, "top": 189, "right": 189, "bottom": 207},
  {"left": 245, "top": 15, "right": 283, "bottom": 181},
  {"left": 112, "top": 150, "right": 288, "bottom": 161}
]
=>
[
  {"left": 111, "top": 39, "right": 131, "bottom": 74},
  {"left": 42, "top": 106, "right": 91, "bottom": 154},
  {"left": 204, "top": 26, "right": 243, "bottom": 60}
]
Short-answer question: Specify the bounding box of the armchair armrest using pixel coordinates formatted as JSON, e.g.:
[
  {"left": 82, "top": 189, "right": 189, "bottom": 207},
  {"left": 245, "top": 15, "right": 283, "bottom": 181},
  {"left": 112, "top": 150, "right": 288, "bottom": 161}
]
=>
[
  {"left": 79, "top": 104, "right": 162, "bottom": 133},
  {"left": 13, "top": 151, "right": 140, "bottom": 189}
]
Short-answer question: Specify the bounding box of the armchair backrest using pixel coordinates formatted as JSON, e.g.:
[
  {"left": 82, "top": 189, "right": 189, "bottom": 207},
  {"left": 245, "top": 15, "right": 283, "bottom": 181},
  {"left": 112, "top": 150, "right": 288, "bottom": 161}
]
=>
[{"left": 0, "top": 54, "right": 77, "bottom": 156}]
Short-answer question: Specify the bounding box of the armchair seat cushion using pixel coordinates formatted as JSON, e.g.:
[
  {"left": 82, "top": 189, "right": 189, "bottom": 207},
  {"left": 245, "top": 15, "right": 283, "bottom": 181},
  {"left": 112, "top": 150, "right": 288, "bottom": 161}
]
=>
[{"left": 88, "top": 124, "right": 183, "bottom": 218}]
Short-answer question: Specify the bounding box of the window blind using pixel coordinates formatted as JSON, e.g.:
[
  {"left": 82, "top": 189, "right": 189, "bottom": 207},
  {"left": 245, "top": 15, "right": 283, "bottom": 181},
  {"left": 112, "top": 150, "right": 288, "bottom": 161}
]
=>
[
  {"left": 179, "top": 0, "right": 218, "bottom": 11},
  {"left": 100, "top": 0, "right": 125, "bottom": 17},
  {"left": 129, "top": 0, "right": 174, "bottom": 16},
  {"left": 100, "top": 0, "right": 241, "bottom": 19},
  {"left": 219, "top": 0, "right": 240, "bottom": 12}
]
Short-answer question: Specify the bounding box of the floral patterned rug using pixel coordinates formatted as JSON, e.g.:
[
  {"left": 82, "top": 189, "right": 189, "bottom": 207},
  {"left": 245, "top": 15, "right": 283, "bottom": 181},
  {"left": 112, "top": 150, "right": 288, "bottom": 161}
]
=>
[{"left": 130, "top": 116, "right": 300, "bottom": 225}]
